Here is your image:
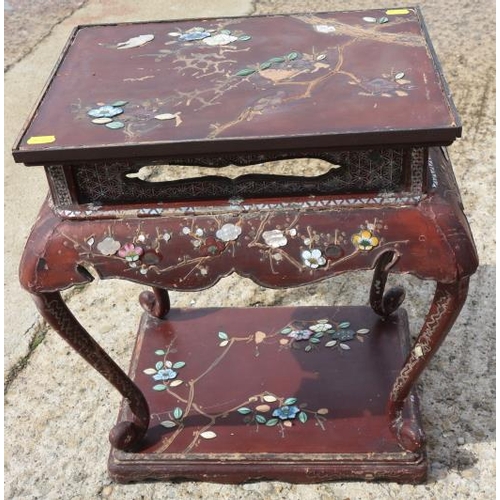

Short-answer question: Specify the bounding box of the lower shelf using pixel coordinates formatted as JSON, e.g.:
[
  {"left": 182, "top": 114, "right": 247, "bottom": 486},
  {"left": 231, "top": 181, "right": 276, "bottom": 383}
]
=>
[{"left": 109, "top": 306, "right": 427, "bottom": 483}]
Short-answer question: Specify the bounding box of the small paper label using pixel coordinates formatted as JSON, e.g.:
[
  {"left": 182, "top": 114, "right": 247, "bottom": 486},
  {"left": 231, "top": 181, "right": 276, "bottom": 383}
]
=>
[
  {"left": 27, "top": 135, "right": 56, "bottom": 145},
  {"left": 386, "top": 9, "right": 410, "bottom": 15}
]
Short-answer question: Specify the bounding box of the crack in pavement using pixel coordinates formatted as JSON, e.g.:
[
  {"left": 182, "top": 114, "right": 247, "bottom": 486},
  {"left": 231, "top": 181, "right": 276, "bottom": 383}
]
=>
[
  {"left": 4, "top": 286, "right": 87, "bottom": 394},
  {"left": 4, "top": 320, "right": 48, "bottom": 395},
  {"left": 4, "top": 0, "right": 90, "bottom": 73}
]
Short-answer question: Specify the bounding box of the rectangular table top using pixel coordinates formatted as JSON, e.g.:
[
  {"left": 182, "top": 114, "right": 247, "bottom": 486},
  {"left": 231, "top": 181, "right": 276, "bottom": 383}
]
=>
[{"left": 13, "top": 8, "right": 460, "bottom": 165}]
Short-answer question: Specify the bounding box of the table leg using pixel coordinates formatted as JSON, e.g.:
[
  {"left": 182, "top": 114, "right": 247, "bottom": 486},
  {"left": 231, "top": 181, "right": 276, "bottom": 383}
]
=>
[
  {"left": 139, "top": 286, "right": 170, "bottom": 318},
  {"left": 370, "top": 250, "right": 406, "bottom": 317},
  {"left": 31, "top": 291, "right": 150, "bottom": 451},
  {"left": 388, "top": 278, "right": 470, "bottom": 451}
]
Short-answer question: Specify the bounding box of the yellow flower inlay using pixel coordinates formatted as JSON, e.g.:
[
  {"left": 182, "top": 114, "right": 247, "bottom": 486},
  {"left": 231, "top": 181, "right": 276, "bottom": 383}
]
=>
[{"left": 352, "top": 229, "right": 380, "bottom": 251}]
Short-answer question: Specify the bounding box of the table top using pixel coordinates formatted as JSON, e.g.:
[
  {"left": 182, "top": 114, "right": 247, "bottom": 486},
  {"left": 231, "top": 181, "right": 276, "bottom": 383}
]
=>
[{"left": 13, "top": 8, "right": 460, "bottom": 165}]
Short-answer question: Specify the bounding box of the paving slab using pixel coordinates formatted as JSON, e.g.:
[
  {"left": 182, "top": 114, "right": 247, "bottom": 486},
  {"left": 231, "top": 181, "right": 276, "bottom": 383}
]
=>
[
  {"left": 4, "top": 0, "right": 495, "bottom": 498},
  {"left": 4, "top": 0, "right": 87, "bottom": 70}
]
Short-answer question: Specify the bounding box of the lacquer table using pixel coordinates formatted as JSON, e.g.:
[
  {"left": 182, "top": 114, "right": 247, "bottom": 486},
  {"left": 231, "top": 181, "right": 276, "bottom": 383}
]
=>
[{"left": 14, "top": 8, "right": 477, "bottom": 483}]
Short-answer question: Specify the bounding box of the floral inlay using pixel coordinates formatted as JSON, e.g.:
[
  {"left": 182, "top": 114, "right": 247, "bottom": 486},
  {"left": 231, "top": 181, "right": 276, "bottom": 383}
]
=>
[
  {"left": 159, "top": 407, "right": 185, "bottom": 430},
  {"left": 237, "top": 395, "right": 325, "bottom": 432},
  {"left": 310, "top": 322, "right": 333, "bottom": 333},
  {"left": 154, "top": 112, "right": 180, "bottom": 121},
  {"left": 79, "top": 99, "right": 183, "bottom": 134},
  {"left": 262, "top": 229, "right": 288, "bottom": 248},
  {"left": 235, "top": 51, "right": 304, "bottom": 78},
  {"left": 118, "top": 243, "right": 144, "bottom": 262},
  {"left": 70, "top": 11, "right": 431, "bottom": 145},
  {"left": 87, "top": 101, "right": 128, "bottom": 129},
  {"left": 73, "top": 216, "right": 397, "bottom": 281},
  {"left": 143, "top": 349, "right": 186, "bottom": 392},
  {"left": 280, "top": 319, "right": 369, "bottom": 352},
  {"left": 330, "top": 325, "right": 356, "bottom": 342},
  {"left": 287, "top": 329, "right": 313, "bottom": 341},
  {"left": 315, "top": 24, "right": 336, "bottom": 33},
  {"left": 362, "top": 16, "right": 389, "bottom": 24},
  {"left": 215, "top": 223, "right": 242, "bottom": 242},
  {"left": 96, "top": 236, "right": 121, "bottom": 255},
  {"left": 352, "top": 71, "right": 414, "bottom": 98},
  {"left": 179, "top": 28, "right": 211, "bottom": 42},
  {"left": 153, "top": 368, "right": 177, "bottom": 381},
  {"left": 138, "top": 315, "right": 372, "bottom": 451},
  {"left": 273, "top": 405, "right": 300, "bottom": 420},
  {"left": 301, "top": 248, "right": 327, "bottom": 268},
  {"left": 352, "top": 229, "right": 379, "bottom": 251},
  {"left": 116, "top": 34, "right": 154, "bottom": 49},
  {"left": 169, "top": 27, "right": 251, "bottom": 46},
  {"left": 87, "top": 105, "right": 124, "bottom": 118},
  {"left": 203, "top": 33, "right": 238, "bottom": 46},
  {"left": 199, "top": 237, "right": 226, "bottom": 256}
]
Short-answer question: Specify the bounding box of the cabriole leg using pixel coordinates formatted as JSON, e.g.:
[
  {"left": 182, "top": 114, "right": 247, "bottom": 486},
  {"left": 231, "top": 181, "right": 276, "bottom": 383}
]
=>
[
  {"left": 388, "top": 278, "right": 470, "bottom": 451},
  {"left": 31, "top": 291, "right": 150, "bottom": 451}
]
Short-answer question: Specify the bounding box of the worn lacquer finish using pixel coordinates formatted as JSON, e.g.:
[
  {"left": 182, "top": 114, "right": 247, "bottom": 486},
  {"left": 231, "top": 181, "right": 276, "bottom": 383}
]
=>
[
  {"left": 13, "top": 8, "right": 459, "bottom": 164},
  {"left": 108, "top": 306, "right": 427, "bottom": 483},
  {"left": 19, "top": 148, "right": 477, "bottom": 294},
  {"left": 15, "top": 8, "right": 477, "bottom": 484}
]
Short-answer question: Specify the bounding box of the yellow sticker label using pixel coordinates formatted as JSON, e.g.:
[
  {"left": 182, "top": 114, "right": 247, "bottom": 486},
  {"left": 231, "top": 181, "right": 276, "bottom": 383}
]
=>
[
  {"left": 27, "top": 135, "right": 56, "bottom": 145},
  {"left": 386, "top": 8, "right": 410, "bottom": 15}
]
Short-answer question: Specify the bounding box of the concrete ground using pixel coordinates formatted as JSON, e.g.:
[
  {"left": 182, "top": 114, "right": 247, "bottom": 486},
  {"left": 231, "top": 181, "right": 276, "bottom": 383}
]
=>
[{"left": 4, "top": 0, "right": 495, "bottom": 498}]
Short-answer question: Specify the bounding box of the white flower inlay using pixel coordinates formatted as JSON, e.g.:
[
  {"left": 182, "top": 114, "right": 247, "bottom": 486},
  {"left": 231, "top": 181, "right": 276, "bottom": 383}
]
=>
[
  {"left": 301, "top": 248, "right": 327, "bottom": 269},
  {"left": 202, "top": 33, "right": 238, "bottom": 46},
  {"left": 96, "top": 237, "right": 121, "bottom": 256},
  {"left": 310, "top": 323, "right": 333, "bottom": 332},
  {"left": 263, "top": 229, "right": 288, "bottom": 248},
  {"left": 315, "top": 24, "right": 336, "bottom": 33},
  {"left": 216, "top": 223, "right": 242, "bottom": 242}
]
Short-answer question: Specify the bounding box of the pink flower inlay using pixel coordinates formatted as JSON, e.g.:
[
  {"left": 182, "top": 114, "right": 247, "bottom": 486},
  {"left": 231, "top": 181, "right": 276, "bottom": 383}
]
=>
[{"left": 118, "top": 243, "right": 144, "bottom": 262}]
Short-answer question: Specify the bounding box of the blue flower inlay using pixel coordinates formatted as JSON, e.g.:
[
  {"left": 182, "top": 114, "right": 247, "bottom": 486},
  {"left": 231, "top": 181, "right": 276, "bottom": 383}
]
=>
[
  {"left": 87, "top": 105, "right": 124, "bottom": 118},
  {"left": 179, "top": 31, "right": 211, "bottom": 41},
  {"left": 331, "top": 329, "right": 355, "bottom": 341},
  {"left": 272, "top": 405, "right": 300, "bottom": 420},
  {"left": 288, "top": 329, "right": 313, "bottom": 341},
  {"left": 153, "top": 368, "right": 178, "bottom": 381}
]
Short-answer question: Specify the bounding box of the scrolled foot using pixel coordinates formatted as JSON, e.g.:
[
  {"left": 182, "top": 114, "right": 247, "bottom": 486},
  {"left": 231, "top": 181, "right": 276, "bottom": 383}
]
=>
[
  {"left": 31, "top": 291, "right": 151, "bottom": 451},
  {"left": 109, "top": 420, "right": 147, "bottom": 451},
  {"left": 390, "top": 414, "right": 425, "bottom": 452},
  {"left": 381, "top": 286, "right": 406, "bottom": 315},
  {"left": 139, "top": 287, "right": 170, "bottom": 319}
]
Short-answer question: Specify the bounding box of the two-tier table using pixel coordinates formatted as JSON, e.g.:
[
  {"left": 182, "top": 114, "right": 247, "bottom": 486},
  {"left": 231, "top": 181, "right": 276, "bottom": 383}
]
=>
[{"left": 13, "top": 8, "right": 478, "bottom": 483}]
